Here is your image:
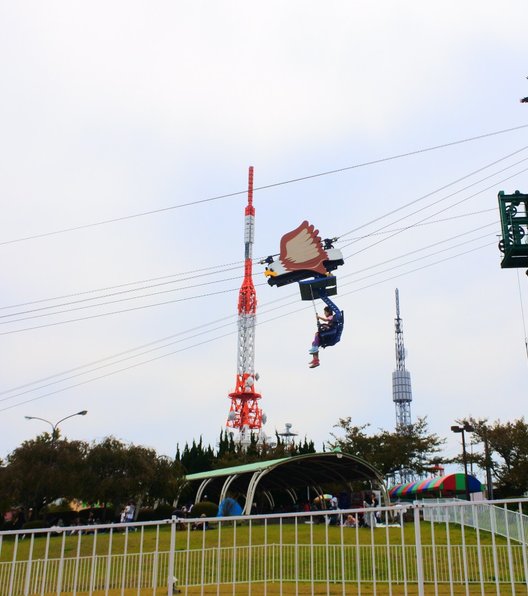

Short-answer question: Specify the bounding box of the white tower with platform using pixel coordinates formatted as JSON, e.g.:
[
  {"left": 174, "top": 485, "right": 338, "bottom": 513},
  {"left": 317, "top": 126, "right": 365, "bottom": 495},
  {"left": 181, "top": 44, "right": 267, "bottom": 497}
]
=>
[{"left": 392, "top": 288, "right": 413, "bottom": 428}]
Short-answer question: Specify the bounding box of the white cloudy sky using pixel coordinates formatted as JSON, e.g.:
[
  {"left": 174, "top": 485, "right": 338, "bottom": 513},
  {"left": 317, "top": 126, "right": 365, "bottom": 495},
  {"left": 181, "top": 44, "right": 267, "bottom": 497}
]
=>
[{"left": 1, "top": 1, "right": 527, "bottom": 471}]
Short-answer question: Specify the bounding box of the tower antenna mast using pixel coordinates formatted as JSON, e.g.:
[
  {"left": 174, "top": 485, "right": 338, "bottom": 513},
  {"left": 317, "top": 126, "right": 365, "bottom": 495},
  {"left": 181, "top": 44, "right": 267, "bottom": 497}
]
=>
[
  {"left": 392, "top": 288, "right": 413, "bottom": 428},
  {"left": 226, "top": 166, "right": 264, "bottom": 445}
]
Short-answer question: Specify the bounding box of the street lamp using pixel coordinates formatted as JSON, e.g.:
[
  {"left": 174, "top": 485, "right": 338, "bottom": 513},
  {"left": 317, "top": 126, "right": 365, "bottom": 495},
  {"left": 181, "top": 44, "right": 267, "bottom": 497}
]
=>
[
  {"left": 25, "top": 410, "right": 88, "bottom": 441},
  {"left": 451, "top": 422, "right": 474, "bottom": 501},
  {"left": 482, "top": 427, "right": 494, "bottom": 500}
]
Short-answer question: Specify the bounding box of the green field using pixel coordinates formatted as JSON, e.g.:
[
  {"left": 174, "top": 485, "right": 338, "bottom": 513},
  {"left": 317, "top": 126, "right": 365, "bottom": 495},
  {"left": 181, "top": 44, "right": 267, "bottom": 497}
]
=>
[
  {"left": 0, "top": 520, "right": 507, "bottom": 561},
  {"left": 1, "top": 522, "right": 524, "bottom": 594}
]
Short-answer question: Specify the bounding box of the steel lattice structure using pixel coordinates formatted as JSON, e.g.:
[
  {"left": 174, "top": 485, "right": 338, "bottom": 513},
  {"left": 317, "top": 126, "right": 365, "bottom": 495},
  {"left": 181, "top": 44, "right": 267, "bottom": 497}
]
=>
[
  {"left": 392, "top": 288, "right": 413, "bottom": 428},
  {"left": 226, "top": 167, "right": 263, "bottom": 444}
]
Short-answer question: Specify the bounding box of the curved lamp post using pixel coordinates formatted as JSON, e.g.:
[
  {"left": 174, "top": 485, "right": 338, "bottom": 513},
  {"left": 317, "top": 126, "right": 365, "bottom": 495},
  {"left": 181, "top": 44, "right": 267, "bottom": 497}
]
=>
[
  {"left": 25, "top": 410, "right": 88, "bottom": 441},
  {"left": 451, "top": 422, "right": 474, "bottom": 501}
]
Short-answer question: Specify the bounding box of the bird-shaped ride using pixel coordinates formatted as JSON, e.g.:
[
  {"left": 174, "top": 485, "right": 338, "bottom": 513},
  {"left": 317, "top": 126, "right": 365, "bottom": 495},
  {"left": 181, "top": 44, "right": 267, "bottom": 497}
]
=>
[{"left": 262, "top": 221, "right": 345, "bottom": 362}]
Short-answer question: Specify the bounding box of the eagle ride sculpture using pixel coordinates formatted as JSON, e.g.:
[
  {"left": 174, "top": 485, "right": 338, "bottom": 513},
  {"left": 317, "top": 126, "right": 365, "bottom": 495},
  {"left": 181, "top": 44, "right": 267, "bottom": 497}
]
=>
[{"left": 262, "top": 221, "right": 345, "bottom": 368}]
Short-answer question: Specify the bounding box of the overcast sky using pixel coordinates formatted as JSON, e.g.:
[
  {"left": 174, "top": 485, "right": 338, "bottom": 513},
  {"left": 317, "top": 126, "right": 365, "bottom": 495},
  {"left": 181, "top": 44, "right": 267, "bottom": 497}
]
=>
[{"left": 1, "top": 2, "right": 527, "bottom": 475}]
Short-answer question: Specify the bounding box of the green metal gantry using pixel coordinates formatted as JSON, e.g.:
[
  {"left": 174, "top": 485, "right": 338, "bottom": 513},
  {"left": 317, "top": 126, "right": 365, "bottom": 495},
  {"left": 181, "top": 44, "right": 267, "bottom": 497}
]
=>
[{"left": 498, "top": 190, "right": 528, "bottom": 268}]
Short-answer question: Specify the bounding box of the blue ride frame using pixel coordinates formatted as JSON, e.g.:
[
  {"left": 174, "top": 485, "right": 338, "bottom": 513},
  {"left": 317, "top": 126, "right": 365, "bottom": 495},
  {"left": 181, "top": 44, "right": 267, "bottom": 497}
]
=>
[{"left": 298, "top": 277, "right": 344, "bottom": 348}]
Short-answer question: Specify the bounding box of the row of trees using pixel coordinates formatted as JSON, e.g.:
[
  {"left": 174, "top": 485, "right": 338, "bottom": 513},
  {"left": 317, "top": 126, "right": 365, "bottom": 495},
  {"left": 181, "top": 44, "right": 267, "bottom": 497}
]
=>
[
  {"left": 329, "top": 417, "right": 446, "bottom": 479},
  {"left": 0, "top": 435, "right": 183, "bottom": 517},
  {"left": 176, "top": 431, "right": 317, "bottom": 474},
  {"left": 330, "top": 416, "right": 528, "bottom": 498},
  {"left": 2, "top": 416, "right": 528, "bottom": 521},
  {"left": 0, "top": 431, "right": 316, "bottom": 519}
]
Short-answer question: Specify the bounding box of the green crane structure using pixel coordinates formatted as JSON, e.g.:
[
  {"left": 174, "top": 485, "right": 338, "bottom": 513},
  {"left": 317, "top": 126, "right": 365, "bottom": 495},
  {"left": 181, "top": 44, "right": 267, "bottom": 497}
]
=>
[{"left": 498, "top": 190, "right": 528, "bottom": 269}]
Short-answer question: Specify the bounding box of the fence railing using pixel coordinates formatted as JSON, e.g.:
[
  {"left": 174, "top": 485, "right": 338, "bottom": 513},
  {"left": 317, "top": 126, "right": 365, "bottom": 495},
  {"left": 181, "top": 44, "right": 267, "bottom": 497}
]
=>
[
  {"left": 2, "top": 499, "right": 528, "bottom": 595},
  {"left": 422, "top": 497, "right": 528, "bottom": 544}
]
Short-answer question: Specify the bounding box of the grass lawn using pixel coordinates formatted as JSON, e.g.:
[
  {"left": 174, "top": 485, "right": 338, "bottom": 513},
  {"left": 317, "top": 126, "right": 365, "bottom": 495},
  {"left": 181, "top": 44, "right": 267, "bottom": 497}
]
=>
[
  {"left": 1, "top": 522, "right": 522, "bottom": 594},
  {"left": 56, "top": 583, "right": 523, "bottom": 595},
  {"left": 0, "top": 520, "right": 509, "bottom": 562}
]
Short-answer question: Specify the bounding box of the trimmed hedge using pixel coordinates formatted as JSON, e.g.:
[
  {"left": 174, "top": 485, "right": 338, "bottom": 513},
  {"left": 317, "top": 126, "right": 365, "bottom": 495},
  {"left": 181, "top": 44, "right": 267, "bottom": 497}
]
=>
[
  {"left": 190, "top": 501, "right": 218, "bottom": 518},
  {"left": 136, "top": 504, "right": 174, "bottom": 522},
  {"left": 22, "top": 520, "right": 50, "bottom": 530}
]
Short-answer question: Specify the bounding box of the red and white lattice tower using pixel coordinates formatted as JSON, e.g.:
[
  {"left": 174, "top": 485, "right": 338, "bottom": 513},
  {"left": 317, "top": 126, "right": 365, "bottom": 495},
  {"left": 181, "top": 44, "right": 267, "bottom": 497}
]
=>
[{"left": 226, "top": 166, "right": 264, "bottom": 445}]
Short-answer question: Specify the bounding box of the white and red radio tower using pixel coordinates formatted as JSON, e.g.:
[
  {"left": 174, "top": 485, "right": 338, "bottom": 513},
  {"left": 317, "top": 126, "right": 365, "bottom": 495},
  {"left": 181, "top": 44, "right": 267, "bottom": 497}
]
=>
[{"left": 226, "top": 167, "right": 265, "bottom": 445}]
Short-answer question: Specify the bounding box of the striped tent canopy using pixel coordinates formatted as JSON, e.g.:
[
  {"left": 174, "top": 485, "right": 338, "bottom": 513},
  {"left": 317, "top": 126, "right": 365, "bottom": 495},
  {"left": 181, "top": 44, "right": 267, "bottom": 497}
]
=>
[{"left": 389, "top": 473, "right": 482, "bottom": 499}]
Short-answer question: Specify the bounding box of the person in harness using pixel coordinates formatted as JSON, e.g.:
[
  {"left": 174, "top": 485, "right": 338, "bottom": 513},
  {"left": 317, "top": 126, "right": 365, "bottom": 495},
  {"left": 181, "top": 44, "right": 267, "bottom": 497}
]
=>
[{"left": 308, "top": 306, "right": 335, "bottom": 368}]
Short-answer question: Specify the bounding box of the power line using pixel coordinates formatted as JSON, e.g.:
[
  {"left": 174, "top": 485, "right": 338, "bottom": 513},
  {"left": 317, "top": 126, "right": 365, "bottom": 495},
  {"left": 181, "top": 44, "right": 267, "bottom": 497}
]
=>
[
  {"left": 336, "top": 144, "right": 528, "bottom": 240},
  {"left": 0, "top": 166, "right": 506, "bottom": 334},
  {"left": 341, "top": 208, "right": 496, "bottom": 240},
  {"left": 0, "top": 294, "right": 294, "bottom": 400},
  {"left": 0, "top": 240, "right": 493, "bottom": 414},
  {"left": 339, "top": 241, "right": 496, "bottom": 300},
  {"left": 1, "top": 148, "right": 520, "bottom": 334},
  {"left": 2, "top": 124, "right": 527, "bottom": 247},
  {"left": 341, "top": 222, "right": 497, "bottom": 279},
  {"left": 0, "top": 206, "right": 493, "bottom": 317},
  {"left": 344, "top": 165, "right": 528, "bottom": 259},
  {"left": 0, "top": 274, "right": 244, "bottom": 322},
  {"left": 0, "top": 285, "right": 248, "bottom": 336},
  {"left": 342, "top": 233, "right": 497, "bottom": 287},
  {"left": 0, "top": 227, "right": 492, "bottom": 400},
  {"left": 0, "top": 154, "right": 509, "bottom": 319},
  {"left": 0, "top": 262, "right": 246, "bottom": 311},
  {"left": 0, "top": 230, "right": 496, "bottom": 409}
]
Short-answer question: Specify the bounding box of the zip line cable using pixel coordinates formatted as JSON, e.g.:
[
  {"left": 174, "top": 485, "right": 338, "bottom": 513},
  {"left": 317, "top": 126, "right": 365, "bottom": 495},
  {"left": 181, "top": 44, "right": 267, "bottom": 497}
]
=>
[
  {"left": 340, "top": 241, "right": 497, "bottom": 298},
  {"left": 0, "top": 234, "right": 492, "bottom": 405},
  {"left": 0, "top": 315, "right": 237, "bottom": 396},
  {"left": 336, "top": 144, "right": 528, "bottom": 242},
  {"left": 0, "top": 149, "right": 514, "bottom": 318},
  {"left": 0, "top": 236, "right": 495, "bottom": 408},
  {"left": 0, "top": 289, "right": 295, "bottom": 398},
  {"left": 344, "top": 165, "right": 528, "bottom": 260},
  {"left": 342, "top": 208, "right": 496, "bottom": 241},
  {"left": 342, "top": 233, "right": 498, "bottom": 287},
  {"left": 0, "top": 206, "right": 497, "bottom": 316},
  {"left": 0, "top": 240, "right": 494, "bottom": 414},
  {"left": 2, "top": 128, "right": 524, "bottom": 411},
  {"left": 0, "top": 285, "right": 252, "bottom": 336},
  {"left": 0, "top": 216, "right": 497, "bottom": 333},
  {"left": 1, "top": 124, "right": 527, "bottom": 248},
  {"left": 1, "top": 142, "right": 520, "bottom": 314},
  {"left": 339, "top": 155, "right": 528, "bottom": 252},
  {"left": 0, "top": 140, "right": 528, "bottom": 397},
  {"left": 340, "top": 221, "right": 497, "bottom": 280},
  {"left": 515, "top": 269, "right": 528, "bottom": 361},
  {"left": 0, "top": 274, "right": 244, "bottom": 322},
  {"left": 0, "top": 168, "right": 508, "bottom": 334},
  {"left": 0, "top": 262, "right": 246, "bottom": 312}
]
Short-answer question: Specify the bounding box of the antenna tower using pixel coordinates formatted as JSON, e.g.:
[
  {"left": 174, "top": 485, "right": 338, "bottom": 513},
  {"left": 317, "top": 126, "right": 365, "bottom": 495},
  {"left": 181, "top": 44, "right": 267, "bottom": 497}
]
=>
[
  {"left": 392, "top": 288, "right": 413, "bottom": 428},
  {"left": 226, "top": 167, "right": 264, "bottom": 445}
]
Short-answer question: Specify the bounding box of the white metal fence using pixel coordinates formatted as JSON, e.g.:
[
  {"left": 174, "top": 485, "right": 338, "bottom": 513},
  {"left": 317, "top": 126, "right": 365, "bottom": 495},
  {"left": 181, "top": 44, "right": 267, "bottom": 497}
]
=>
[
  {"left": 2, "top": 499, "right": 528, "bottom": 595},
  {"left": 423, "top": 497, "right": 528, "bottom": 544}
]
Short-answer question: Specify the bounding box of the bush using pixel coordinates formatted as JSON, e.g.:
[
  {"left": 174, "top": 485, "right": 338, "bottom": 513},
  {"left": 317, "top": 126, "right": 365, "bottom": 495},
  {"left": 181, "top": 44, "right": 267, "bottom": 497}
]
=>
[
  {"left": 191, "top": 501, "right": 218, "bottom": 518},
  {"left": 78, "top": 507, "right": 115, "bottom": 523},
  {"left": 23, "top": 520, "right": 50, "bottom": 530},
  {"left": 137, "top": 504, "right": 174, "bottom": 522}
]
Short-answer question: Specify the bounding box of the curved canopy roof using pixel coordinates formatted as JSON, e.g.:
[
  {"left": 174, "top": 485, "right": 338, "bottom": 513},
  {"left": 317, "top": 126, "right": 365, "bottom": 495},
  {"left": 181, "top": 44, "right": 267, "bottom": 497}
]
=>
[
  {"left": 389, "top": 473, "right": 482, "bottom": 498},
  {"left": 184, "top": 451, "right": 385, "bottom": 514}
]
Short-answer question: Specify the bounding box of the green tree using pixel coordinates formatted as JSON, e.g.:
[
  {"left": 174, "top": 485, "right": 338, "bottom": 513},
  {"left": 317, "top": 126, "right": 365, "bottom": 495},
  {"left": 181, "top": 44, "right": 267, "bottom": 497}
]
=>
[
  {"left": 179, "top": 437, "right": 215, "bottom": 474},
  {"left": 82, "top": 437, "right": 158, "bottom": 514},
  {"left": 148, "top": 456, "right": 185, "bottom": 504},
  {"left": 3, "top": 434, "right": 87, "bottom": 513},
  {"left": 329, "top": 417, "right": 446, "bottom": 478},
  {"left": 466, "top": 417, "right": 528, "bottom": 496}
]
